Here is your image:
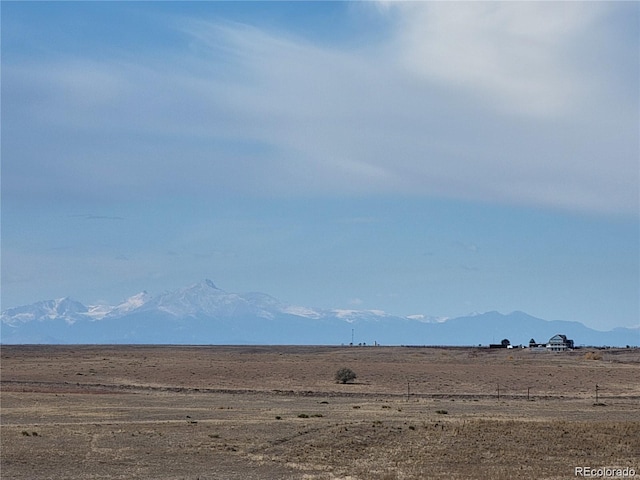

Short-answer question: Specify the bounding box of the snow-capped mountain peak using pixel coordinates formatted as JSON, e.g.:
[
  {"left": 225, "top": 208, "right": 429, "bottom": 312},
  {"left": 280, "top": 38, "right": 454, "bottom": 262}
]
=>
[
  {"left": 113, "top": 291, "right": 153, "bottom": 314},
  {"left": 2, "top": 280, "right": 637, "bottom": 346},
  {"left": 86, "top": 291, "right": 153, "bottom": 320},
  {"left": 1, "top": 297, "right": 88, "bottom": 325},
  {"left": 147, "top": 280, "right": 237, "bottom": 317}
]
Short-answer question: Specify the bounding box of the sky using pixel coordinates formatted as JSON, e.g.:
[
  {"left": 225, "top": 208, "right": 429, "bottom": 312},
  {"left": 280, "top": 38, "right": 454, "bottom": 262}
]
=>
[{"left": 1, "top": 1, "right": 638, "bottom": 331}]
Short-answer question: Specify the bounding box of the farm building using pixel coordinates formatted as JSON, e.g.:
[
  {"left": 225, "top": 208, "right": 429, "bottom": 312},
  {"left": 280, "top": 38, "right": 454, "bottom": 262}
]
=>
[{"left": 546, "top": 334, "right": 574, "bottom": 351}]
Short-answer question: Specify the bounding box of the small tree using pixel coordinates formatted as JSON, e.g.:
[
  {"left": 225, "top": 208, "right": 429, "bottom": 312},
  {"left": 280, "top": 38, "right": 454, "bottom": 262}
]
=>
[{"left": 335, "top": 367, "right": 357, "bottom": 384}]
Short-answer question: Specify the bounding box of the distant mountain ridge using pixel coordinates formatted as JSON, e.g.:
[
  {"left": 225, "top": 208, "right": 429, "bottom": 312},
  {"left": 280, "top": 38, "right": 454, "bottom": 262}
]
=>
[{"left": 2, "top": 280, "right": 638, "bottom": 346}]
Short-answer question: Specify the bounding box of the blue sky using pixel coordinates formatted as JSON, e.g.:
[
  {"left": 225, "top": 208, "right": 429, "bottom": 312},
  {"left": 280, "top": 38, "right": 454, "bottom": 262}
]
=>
[{"left": 2, "top": 1, "right": 638, "bottom": 330}]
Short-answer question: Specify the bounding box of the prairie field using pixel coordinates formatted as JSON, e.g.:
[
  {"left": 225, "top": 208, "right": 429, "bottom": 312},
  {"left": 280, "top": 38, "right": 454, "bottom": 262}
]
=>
[{"left": 1, "top": 345, "right": 639, "bottom": 479}]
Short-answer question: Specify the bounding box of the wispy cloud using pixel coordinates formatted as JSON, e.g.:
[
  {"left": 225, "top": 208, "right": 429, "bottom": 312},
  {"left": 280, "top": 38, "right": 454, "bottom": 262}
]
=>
[
  {"left": 2, "top": 3, "right": 637, "bottom": 215},
  {"left": 390, "top": 2, "right": 605, "bottom": 118}
]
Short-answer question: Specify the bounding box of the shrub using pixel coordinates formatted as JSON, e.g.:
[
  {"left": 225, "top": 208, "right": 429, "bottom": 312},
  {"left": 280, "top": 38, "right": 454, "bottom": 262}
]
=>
[
  {"left": 436, "top": 409, "right": 448, "bottom": 415},
  {"left": 335, "top": 367, "right": 357, "bottom": 384},
  {"left": 584, "top": 352, "right": 603, "bottom": 361}
]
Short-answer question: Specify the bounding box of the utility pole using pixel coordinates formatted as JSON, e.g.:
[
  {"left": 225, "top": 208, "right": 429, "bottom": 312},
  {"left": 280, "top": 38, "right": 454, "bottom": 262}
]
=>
[
  {"left": 497, "top": 384, "right": 500, "bottom": 401},
  {"left": 351, "top": 328, "right": 354, "bottom": 346},
  {"left": 595, "top": 384, "right": 599, "bottom": 404},
  {"left": 407, "top": 381, "right": 410, "bottom": 402}
]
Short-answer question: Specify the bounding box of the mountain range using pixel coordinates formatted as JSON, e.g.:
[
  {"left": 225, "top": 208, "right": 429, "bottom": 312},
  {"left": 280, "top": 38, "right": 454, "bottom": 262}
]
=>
[{"left": 1, "top": 280, "right": 638, "bottom": 346}]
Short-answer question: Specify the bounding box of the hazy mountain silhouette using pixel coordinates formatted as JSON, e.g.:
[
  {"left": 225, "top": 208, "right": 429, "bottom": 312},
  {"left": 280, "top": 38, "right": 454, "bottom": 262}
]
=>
[{"left": 2, "top": 280, "right": 637, "bottom": 346}]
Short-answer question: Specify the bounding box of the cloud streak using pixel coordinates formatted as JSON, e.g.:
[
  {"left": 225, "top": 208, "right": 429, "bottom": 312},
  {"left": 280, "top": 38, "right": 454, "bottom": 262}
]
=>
[{"left": 2, "top": 3, "right": 637, "bottom": 215}]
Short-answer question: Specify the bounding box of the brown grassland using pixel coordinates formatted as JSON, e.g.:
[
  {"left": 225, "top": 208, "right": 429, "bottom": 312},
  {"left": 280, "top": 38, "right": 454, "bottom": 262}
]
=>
[{"left": 1, "top": 345, "right": 639, "bottom": 479}]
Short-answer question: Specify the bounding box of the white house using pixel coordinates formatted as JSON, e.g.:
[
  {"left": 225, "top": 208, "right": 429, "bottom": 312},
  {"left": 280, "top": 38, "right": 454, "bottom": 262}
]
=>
[{"left": 546, "top": 334, "right": 574, "bottom": 351}]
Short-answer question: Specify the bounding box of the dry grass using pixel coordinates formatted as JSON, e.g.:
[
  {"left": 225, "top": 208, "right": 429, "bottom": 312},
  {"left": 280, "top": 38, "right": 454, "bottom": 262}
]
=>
[
  {"left": 1, "top": 345, "right": 639, "bottom": 479},
  {"left": 584, "top": 351, "right": 603, "bottom": 361}
]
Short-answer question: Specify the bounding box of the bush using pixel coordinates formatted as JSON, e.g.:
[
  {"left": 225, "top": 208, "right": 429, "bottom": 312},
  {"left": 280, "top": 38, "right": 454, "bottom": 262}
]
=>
[
  {"left": 335, "top": 367, "right": 357, "bottom": 384},
  {"left": 297, "top": 413, "right": 322, "bottom": 418},
  {"left": 584, "top": 352, "right": 603, "bottom": 361}
]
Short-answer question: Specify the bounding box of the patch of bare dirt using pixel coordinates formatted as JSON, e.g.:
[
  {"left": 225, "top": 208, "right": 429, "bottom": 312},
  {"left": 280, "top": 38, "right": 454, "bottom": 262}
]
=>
[{"left": 1, "top": 345, "right": 638, "bottom": 479}]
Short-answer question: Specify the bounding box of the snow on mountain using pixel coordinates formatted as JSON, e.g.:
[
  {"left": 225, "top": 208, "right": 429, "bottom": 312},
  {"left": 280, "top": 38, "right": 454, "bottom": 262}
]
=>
[
  {"left": 406, "top": 314, "right": 449, "bottom": 323},
  {"left": 1, "top": 297, "right": 89, "bottom": 325},
  {"left": 331, "top": 309, "right": 389, "bottom": 321},
  {"left": 282, "top": 305, "right": 322, "bottom": 319},
  {"left": 145, "top": 280, "right": 230, "bottom": 317},
  {"left": 1, "top": 280, "right": 638, "bottom": 346},
  {"left": 113, "top": 291, "right": 153, "bottom": 314},
  {"left": 85, "top": 292, "right": 153, "bottom": 320},
  {"left": 138, "top": 280, "right": 286, "bottom": 319}
]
